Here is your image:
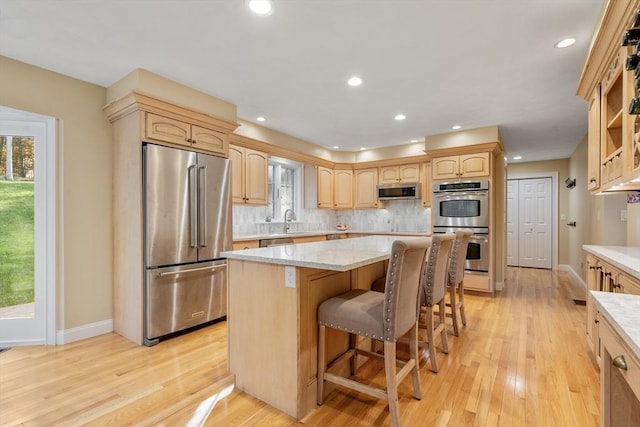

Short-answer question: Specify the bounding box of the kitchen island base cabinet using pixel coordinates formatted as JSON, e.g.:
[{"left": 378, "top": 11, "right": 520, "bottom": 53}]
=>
[{"left": 227, "top": 259, "right": 386, "bottom": 419}]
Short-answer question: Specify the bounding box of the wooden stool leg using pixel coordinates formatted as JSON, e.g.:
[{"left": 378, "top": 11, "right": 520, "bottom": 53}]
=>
[
  {"left": 459, "top": 281, "right": 467, "bottom": 326},
  {"left": 408, "top": 322, "right": 422, "bottom": 400},
  {"left": 449, "top": 284, "right": 460, "bottom": 336},
  {"left": 317, "top": 324, "right": 326, "bottom": 405},
  {"left": 425, "top": 308, "right": 438, "bottom": 373},
  {"left": 438, "top": 299, "right": 449, "bottom": 354},
  {"left": 384, "top": 341, "right": 401, "bottom": 427}
]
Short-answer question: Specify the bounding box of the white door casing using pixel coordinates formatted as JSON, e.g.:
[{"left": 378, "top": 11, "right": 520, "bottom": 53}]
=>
[
  {"left": 0, "top": 107, "right": 56, "bottom": 346},
  {"left": 506, "top": 180, "right": 519, "bottom": 266}
]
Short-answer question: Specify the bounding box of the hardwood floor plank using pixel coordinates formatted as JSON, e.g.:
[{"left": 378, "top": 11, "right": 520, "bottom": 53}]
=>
[{"left": 0, "top": 267, "right": 600, "bottom": 426}]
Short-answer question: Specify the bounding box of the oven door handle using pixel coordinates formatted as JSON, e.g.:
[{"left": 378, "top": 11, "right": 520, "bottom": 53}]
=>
[{"left": 433, "top": 191, "right": 488, "bottom": 198}]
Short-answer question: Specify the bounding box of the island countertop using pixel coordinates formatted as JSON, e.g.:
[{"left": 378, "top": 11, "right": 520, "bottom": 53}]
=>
[
  {"left": 221, "top": 235, "right": 429, "bottom": 272},
  {"left": 590, "top": 290, "right": 640, "bottom": 361},
  {"left": 583, "top": 245, "right": 640, "bottom": 280}
]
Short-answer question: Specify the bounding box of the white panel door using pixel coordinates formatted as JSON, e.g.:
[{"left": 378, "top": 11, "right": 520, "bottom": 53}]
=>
[
  {"left": 518, "top": 178, "right": 552, "bottom": 269},
  {"left": 506, "top": 180, "right": 519, "bottom": 266}
]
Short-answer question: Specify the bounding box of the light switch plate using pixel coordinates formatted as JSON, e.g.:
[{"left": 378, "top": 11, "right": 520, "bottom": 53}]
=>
[
  {"left": 285, "top": 266, "right": 296, "bottom": 288},
  {"left": 621, "top": 210, "right": 628, "bottom": 222},
  {"left": 560, "top": 213, "right": 567, "bottom": 220}
]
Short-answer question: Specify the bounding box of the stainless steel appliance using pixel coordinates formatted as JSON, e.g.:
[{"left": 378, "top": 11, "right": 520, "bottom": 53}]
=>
[
  {"left": 432, "top": 181, "right": 490, "bottom": 273},
  {"left": 377, "top": 182, "right": 421, "bottom": 200},
  {"left": 433, "top": 226, "right": 489, "bottom": 273},
  {"left": 432, "top": 180, "right": 489, "bottom": 229},
  {"left": 143, "top": 143, "right": 232, "bottom": 346}
]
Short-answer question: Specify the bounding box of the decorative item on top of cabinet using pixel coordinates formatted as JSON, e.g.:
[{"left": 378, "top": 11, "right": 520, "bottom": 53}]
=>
[
  {"left": 354, "top": 168, "right": 384, "bottom": 208},
  {"left": 146, "top": 112, "right": 228, "bottom": 156},
  {"left": 378, "top": 163, "right": 421, "bottom": 184},
  {"left": 431, "top": 152, "right": 490, "bottom": 181},
  {"left": 421, "top": 162, "right": 431, "bottom": 207},
  {"left": 229, "top": 144, "right": 268, "bottom": 205}
]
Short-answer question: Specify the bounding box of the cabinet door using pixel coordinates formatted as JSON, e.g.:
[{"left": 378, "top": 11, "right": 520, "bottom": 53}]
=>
[
  {"left": 229, "top": 145, "right": 246, "bottom": 204},
  {"left": 191, "top": 125, "right": 228, "bottom": 156},
  {"left": 588, "top": 87, "right": 601, "bottom": 190},
  {"left": 146, "top": 113, "right": 190, "bottom": 147},
  {"left": 586, "top": 255, "right": 599, "bottom": 351},
  {"left": 398, "top": 163, "right": 420, "bottom": 182},
  {"left": 243, "top": 148, "right": 268, "bottom": 205},
  {"left": 431, "top": 156, "right": 460, "bottom": 180},
  {"left": 378, "top": 166, "right": 400, "bottom": 184},
  {"left": 354, "top": 168, "right": 380, "bottom": 208},
  {"left": 619, "top": 273, "right": 640, "bottom": 295},
  {"left": 421, "top": 162, "right": 431, "bottom": 207},
  {"left": 459, "top": 153, "right": 490, "bottom": 178},
  {"left": 333, "top": 169, "right": 353, "bottom": 209},
  {"left": 317, "top": 167, "right": 334, "bottom": 208}
]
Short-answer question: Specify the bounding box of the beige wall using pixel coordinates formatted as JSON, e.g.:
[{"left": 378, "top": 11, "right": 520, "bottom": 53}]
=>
[
  {"left": 568, "top": 136, "right": 591, "bottom": 281},
  {"left": 0, "top": 56, "right": 113, "bottom": 331},
  {"left": 507, "top": 158, "right": 570, "bottom": 266}
]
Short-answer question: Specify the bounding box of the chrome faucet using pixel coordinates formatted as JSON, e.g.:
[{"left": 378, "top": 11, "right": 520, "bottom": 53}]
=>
[{"left": 283, "top": 209, "right": 296, "bottom": 233}]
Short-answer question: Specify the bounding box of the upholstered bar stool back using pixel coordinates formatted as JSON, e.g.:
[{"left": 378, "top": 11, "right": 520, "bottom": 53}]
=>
[
  {"left": 317, "top": 238, "right": 431, "bottom": 427},
  {"left": 418, "top": 234, "right": 455, "bottom": 373},
  {"left": 447, "top": 229, "right": 473, "bottom": 336}
]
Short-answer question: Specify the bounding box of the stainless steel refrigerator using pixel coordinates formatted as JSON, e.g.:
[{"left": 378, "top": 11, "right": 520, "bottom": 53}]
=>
[{"left": 143, "top": 143, "right": 232, "bottom": 346}]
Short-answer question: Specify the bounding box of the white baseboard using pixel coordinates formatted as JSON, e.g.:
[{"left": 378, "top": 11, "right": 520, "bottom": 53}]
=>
[
  {"left": 558, "top": 264, "right": 586, "bottom": 289},
  {"left": 56, "top": 319, "right": 113, "bottom": 345}
]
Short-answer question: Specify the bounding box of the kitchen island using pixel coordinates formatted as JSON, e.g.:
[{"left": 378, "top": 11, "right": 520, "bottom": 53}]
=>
[{"left": 221, "top": 235, "right": 429, "bottom": 419}]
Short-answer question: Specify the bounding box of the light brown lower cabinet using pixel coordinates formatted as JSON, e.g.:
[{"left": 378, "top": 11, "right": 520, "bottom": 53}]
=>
[{"left": 599, "top": 316, "right": 640, "bottom": 426}]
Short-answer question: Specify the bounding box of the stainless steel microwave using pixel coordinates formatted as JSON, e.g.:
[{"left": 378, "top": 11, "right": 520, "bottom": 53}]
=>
[{"left": 376, "top": 182, "right": 421, "bottom": 200}]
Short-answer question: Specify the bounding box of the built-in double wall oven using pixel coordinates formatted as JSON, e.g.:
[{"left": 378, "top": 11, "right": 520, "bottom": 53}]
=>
[{"left": 432, "top": 180, "right": 489, "bottom": 273}]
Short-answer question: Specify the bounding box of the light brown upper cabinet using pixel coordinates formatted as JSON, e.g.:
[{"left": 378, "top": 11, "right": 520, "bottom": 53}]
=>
[
  {"left": 588, "top": 87, "right": 601, "bottom": 191},
  {"left": 314, "top": 166, "right": 353, "bottom": 209},
  {"left": 229, "top": 145, "right": 268, "bottom": 205},
  {"left": 378, "top": 163, "right": 421, "bottom": 184},
  {"left": 577, "top": 0, "right": 640, "bottom": 192},
  {"left": 333, "top": 168, "right": 353, "bottom": 209},
  {"left": 421, "top": 162, "right": 431, "bottom": 207},
  {"left": 354, "top": 168, "right": 383, "bottom": 209},
  {"left": 146, "top": 113, "right": 228, "bottom": 156},
  {"left": 431, "top": 153, "right": 490, "bottom": 180},
  {"left": 316, "top": 166, "right": 334, "bottom": 208}
]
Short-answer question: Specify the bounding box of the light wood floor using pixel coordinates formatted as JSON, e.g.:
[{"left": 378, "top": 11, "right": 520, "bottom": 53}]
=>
[{"left": 0, "top": 267, "right": 600, "bottom": 426}]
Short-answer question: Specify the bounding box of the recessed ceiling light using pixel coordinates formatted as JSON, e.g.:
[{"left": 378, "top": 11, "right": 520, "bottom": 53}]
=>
[
  {"left": 248, "top": 0, "right": 273, "bottom": 15},
  {"left": 332, "top": 145, "right": 339, "bottom": 149},
  {"left": 394, "top": 114, "right": 406, "bottom": 121},
  {"left": 555, "top": 38, "right": 576, "bottom": 48},
  {"left": 410, "top": 139, "right": 419, "bottom": 143},
  {"left": 452, "top": 125, "right": 461, "bottom": 130},
  {"left": 347, "top": 76, "right": 362, "bottom": 86},
  {"left": 513, "top": 156, "right": 522, "bottom": 160},
  {"left": 359, "top": 147, "right": 367, "bottom": 151},
  {"left": 256, "top": 116, "right": 266, "bottom": 122}
]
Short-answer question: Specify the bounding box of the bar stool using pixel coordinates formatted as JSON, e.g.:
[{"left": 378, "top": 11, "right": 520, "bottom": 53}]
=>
[
  {"left": 316, "top": 238, "right": 431, "bottom": 427},
  {"left": 446, "top": 229, "right": 473, "bottom": 337},
  {"left": 418, "top": 233, "right": 455, "bottom": 373}
]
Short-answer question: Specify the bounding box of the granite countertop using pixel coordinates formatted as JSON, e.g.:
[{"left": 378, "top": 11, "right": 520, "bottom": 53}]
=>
[
  {"left": 583, "top": 245, "right": 640, "bottom": 281},
  {"left": 221, "top": 235, "right": 430, "bottom": 272},
  {"left": 590, "top": 290, "right": 640, "bottom": 359},
  {"left": 232, "top": 230, "right": 430, "bottom": 242}
]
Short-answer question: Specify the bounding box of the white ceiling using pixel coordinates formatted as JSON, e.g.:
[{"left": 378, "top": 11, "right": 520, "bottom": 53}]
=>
[{"left": 0, "top": 0, "right": 605, "bottom": 162}]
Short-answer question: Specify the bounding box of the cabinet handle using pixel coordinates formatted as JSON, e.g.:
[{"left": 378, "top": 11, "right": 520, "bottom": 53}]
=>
[
  {"left": 596, "top": 266, "right": 602, "bottom": 271},
  {"left": 588, "top": 265, "right": 596, "bottom": 270},
  {"left": 604, "top": 272, "right": 612, "bottom": 277},
  {"left": 613, "top": 355, "right": 628, "bottom": 370},
  {"left": 590, "top": 178, "right": 596, "bottom": 183}
]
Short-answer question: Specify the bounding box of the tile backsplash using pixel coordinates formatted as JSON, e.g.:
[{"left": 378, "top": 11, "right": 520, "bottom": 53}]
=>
[{"left": 233, "top": 199, "right": 430, "bottom": 235}]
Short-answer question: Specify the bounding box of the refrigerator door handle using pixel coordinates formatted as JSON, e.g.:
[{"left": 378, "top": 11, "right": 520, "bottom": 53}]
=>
[
  {"left": 188, "top": 164, "right": 198, "bottom": 248},
  {"left": 157, "top": 263, "right": 226, "bottom": 277},
  {"left": 198, "top": 165, "right": 207, "bottom": 247}
]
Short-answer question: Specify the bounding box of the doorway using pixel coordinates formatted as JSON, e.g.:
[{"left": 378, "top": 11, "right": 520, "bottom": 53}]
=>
[
  {"left": 507, "top": 176, "right": 555, "bottom": 269},
  {"left": 0, "top": 107, "right": 56, "bottom": 346}
]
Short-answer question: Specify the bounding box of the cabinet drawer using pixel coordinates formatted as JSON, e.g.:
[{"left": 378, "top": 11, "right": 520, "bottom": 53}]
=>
[
  {"left": 146, "top": 113, "right": 190, "bottom": 146},
  {"left": 600, "top": 317, "right": 640, "bottom": 402}
]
